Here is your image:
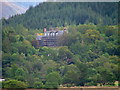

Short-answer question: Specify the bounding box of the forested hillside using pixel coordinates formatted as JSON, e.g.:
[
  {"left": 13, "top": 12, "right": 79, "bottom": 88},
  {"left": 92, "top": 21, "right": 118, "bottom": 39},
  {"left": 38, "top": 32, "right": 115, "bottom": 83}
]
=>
[
  {"left": 3, "top": 2, "right": 118, "bottom": 29},
  {"left": 2, "top": 2, "right": 119, "bottom": 88}
]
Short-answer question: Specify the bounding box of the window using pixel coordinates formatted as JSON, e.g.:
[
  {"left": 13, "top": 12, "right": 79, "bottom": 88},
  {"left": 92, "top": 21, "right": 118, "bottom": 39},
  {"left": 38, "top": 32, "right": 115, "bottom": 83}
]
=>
[
  {"left": 53, "top": 33, "right": 55, "bottom": 36},
  {"left": 45, "top": 33, "right": 47, "bottom": 36}
]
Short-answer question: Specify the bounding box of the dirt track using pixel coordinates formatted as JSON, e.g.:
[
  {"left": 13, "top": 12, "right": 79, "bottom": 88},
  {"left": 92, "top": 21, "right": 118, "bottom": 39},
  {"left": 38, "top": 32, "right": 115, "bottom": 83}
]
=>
[
  {"left": 25, "top": 87, "right": 119, "bottom": 90},
  {"left": 2, "top": 87, "right": 120, "bottom": 90}
]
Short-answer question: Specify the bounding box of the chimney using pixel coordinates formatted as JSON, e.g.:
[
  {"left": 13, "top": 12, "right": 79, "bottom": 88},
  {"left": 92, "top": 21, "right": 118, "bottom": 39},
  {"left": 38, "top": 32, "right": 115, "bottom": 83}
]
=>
[{"left": 44, "top": 28, "right": 46, "bottom": 33}]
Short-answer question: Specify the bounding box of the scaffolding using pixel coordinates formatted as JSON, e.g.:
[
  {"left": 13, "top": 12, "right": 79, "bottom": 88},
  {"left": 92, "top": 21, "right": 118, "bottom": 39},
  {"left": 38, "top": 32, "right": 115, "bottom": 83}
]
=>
[
  {"left": 42, "top": 36, "right": 58, "bottom": 47},
  {"left": 32, "top": 27, "right": 68, "bottom": 48}
]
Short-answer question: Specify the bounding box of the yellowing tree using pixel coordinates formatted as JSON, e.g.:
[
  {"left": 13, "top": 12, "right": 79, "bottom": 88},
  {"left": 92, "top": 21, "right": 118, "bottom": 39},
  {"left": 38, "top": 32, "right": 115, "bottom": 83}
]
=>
[{"left": 85, "top": 29, "right": 100, "bottom": 43}]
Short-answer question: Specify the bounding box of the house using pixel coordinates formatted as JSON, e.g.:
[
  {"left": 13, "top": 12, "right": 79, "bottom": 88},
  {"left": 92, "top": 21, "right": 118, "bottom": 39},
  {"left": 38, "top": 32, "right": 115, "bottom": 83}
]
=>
[{"left": 32, "top": 27, "right": 68, "bottom": 48}]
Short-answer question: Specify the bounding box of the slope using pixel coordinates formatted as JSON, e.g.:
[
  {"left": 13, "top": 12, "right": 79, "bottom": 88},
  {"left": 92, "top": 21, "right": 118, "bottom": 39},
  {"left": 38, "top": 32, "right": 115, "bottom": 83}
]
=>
[
  {"left": 3, "top": 2, "right": 118, "bottom": 29},
  {"left": 1, "top": 1, "right": 26, "bottom": 19}
]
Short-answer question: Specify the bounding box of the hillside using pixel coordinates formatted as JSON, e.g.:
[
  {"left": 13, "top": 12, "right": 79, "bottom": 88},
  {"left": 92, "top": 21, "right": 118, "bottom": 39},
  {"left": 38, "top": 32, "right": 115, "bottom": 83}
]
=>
[
  {"left": 1, "top": 1, "right": 26, "bottom": 19},
  {"left": 2, "top": 2, "right": 119, "bottom": 88},
  {"left": 2, "top": 23, "right": 119, "bottom": 88},
  {"left": 3, "top": 2, "right": 118, "bottom": 29}
]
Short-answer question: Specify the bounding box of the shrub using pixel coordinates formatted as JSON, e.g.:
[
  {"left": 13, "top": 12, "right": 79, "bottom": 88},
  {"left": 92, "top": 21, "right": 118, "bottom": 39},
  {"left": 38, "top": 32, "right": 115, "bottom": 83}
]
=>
[{"left": 2, "top": 80, "right": 28, "bottom": 88}]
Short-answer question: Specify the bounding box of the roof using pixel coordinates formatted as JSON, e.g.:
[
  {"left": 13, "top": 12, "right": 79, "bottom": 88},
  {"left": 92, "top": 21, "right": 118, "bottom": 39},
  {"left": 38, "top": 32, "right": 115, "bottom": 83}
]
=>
[
  {"left": 36, "top": 30, "right": 65, "bottom": 40},
  {"left": 44, "top": 30, "right": 64, "bottom": 37}
]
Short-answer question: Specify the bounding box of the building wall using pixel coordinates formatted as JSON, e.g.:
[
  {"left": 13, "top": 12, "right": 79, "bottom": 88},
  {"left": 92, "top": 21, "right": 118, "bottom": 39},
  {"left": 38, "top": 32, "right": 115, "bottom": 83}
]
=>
[{"left": 32, "top": 29, "right": 67, "bottom": 48}]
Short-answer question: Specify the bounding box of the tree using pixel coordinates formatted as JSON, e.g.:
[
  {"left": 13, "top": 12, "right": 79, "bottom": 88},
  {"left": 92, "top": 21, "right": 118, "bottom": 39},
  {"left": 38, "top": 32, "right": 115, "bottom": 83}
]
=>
[
  {"left": 58, "top": 46, "right": 73, "bottom": 61},
  {"left": 5, "top": 64, "right": 18, "bottom": 78},
  {"left": 58, "top": 31, "right": 82, "bottom": 46},
  {"left": 62, "top": 64, "right": 80, "bottom": 85},
  {"left": 2, "top": 15, "right": 119, "bottom": 87},
  {"left": 14, "top": 68, "right": 27, "bottom": 81},
  {"left": 105, "top": 26, "right": 117, "bottom": 37},
  {"left": 45, "top": 72, "right": 61, "bottom": 89},
  {"left": 38, "top": 47, "right": 58, "bottom": 61},
  {"left": 85, "top": 29, "right": 100, "bottom": 43},
  {"left": 70, "top": 41, "right": 90, "bottom": 62},
  {"left": 75, "top": 60, "right": 89, "bottom": 86},
  {"left": 91, "top": 56, "right": 117, "bottom": 85}
]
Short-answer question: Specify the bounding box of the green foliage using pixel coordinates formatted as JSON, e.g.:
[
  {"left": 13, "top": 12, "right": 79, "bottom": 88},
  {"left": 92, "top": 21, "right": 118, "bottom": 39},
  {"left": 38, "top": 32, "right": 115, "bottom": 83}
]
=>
[
  {"left": 2, "top": 3, "right": 119, "bottom": 87},
  {"left": 39, "top": 47, "right": 58, "bottom": 61},
  {"left": 2, "top": 80, "right": 28, "bottom": 88},
  {"left": 34, "top": 81, "right": 44, "bottom": 88},
  {"left": 45, "top": 72, "right": 61, "bottom": 88},
  {"left": 58, "top": 46, "right": 73, "bottom": 61},
  {"left": 3, "top": 2, "right": 118, "bottom": 29},
  {"left": 45, "top": 81, "right": 59, "bottom": 89},
  {"left": 85, "top": 29, "right": 100, "bottom": 43},
  {"left": 2, "top": 24, "right": 119, "bottom": 88},
  {"left": 46, "top": 72, "right": 61, "bottom": 84},
  {"left": 63, "top": 64, "right": 80, "bottom": 85}
]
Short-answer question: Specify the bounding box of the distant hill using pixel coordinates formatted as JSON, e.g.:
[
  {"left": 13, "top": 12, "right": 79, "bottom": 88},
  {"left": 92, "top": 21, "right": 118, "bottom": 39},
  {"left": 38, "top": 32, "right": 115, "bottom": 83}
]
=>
[
  {"left": 3, "top": 2, "right": 118, "bottom": 29},
  {"left": 1, "top": 1, "right": 27, "bottom": 19},
  {"left": 14, "top": 2, "right": 40, "bottom": 9}
]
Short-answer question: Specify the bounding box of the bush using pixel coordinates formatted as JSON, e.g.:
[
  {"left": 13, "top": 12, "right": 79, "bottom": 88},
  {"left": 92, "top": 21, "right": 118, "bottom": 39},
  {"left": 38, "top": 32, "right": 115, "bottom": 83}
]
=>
[
  {"left": 85, "top": 81, "right": 97, "bottom": 86},
  {"left": 34, "top": 81, "right": 44, "bottom": 88},
  {"left": 2, "top": 80, "right": 28, "bottom": 88},
  {"left": 45, "top": 81, "right": 59, "bottom": 89}
]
